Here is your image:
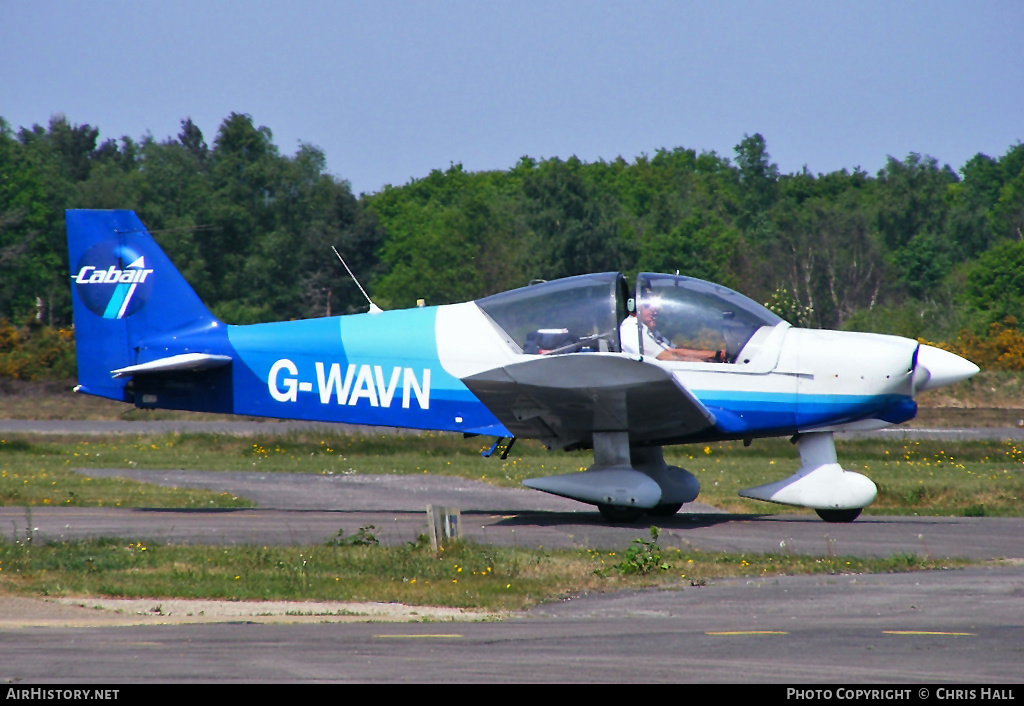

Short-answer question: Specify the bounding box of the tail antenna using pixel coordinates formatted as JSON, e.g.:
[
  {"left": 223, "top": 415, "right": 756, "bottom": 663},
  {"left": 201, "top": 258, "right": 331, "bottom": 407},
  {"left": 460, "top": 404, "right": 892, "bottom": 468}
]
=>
[{"left": 331, "top": 246, "right": 382, "bottom": 314}]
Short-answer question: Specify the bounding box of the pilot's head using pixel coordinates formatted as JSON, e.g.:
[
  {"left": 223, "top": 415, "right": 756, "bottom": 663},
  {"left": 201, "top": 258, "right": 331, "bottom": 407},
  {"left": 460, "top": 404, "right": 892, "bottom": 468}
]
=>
[{"left": 640, "top": 291, "right": 662, "bottom": 329}]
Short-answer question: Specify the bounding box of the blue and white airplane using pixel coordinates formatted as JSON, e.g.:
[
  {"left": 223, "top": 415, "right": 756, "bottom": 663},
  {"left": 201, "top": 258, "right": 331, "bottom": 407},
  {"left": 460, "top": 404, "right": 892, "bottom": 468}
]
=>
[{"left": 67, "top": 209, "right": 979, "bottom": 523}]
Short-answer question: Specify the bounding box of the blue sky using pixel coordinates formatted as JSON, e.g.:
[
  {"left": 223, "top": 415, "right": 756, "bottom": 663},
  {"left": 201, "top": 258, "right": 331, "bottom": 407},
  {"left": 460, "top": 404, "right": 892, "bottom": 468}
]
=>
[{"left": 2, "top": 1, "right": 1021, "bottom": 196}]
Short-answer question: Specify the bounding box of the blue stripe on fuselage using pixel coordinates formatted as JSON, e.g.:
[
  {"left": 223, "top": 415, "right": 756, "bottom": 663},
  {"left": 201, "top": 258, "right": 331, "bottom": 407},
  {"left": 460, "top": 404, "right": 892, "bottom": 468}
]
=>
[
  {"left": 692, "top": 389, "right": 916, "bottom": 435},
  {"left": 225, "top": 307, "right": 506, "bottom": 434}
]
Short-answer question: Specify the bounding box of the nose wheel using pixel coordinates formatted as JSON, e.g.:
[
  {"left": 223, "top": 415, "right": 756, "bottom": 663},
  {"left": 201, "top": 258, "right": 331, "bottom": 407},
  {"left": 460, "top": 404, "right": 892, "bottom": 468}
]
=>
[
  {"left": 815, "top": 508, "right": 862, "bottom": 523},
  {"left": 740, "top": 433, "right": 876, "bottom": 522}
]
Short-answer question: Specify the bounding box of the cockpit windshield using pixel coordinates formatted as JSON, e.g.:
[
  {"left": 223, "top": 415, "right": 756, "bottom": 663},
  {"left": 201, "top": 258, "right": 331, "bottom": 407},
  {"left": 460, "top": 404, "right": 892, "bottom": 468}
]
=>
[
  {"left": 629, "top": 273, "right": 783, "bottom": 362},
  {"left": 476, "top": 271, "right": 783, "bottom": 362}
]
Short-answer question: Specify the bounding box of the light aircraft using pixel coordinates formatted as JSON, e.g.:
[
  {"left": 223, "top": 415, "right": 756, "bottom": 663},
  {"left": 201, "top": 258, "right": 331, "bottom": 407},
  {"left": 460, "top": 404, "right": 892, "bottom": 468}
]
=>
[{"left": 66, "top": 209, "right": 979, "bottom": 523}]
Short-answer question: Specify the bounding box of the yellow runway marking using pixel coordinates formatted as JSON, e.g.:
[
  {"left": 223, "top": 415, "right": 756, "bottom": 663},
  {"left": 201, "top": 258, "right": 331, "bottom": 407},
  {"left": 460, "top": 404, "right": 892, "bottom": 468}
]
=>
[{"left": 883, "top": 631, "right": 975, "bottom": 636}]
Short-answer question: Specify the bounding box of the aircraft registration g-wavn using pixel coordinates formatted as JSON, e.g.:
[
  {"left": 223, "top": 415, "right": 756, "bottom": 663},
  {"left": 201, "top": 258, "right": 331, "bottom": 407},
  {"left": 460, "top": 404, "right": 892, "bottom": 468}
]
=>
[{"left": 67, "top": 209, "right": 980, "bottom": 523}]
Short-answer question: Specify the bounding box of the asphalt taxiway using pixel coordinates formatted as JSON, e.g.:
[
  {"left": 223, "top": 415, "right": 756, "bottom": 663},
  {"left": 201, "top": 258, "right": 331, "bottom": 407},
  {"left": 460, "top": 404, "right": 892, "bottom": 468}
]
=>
[
  {"left": 0, "top": 466, "right": 1022, "bottom": 683},
  {"left": 2, "top": 566, "right": 1023, "bottom": 683},
  {"left": 3, "top": 468, "right": 1022, "bottom": 560}
]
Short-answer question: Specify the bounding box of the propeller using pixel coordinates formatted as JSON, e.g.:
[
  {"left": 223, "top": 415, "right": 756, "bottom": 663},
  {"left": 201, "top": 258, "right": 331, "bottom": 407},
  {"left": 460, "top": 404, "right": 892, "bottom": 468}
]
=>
[{"left": 912, "top": 344, "right": 980, "bottom": 393}]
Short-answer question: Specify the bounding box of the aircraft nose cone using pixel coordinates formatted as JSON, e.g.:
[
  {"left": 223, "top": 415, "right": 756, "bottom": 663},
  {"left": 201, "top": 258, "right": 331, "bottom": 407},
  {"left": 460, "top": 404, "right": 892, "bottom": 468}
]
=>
[{"left": 913, "top": 344, "right": 980, "bottom": 392}]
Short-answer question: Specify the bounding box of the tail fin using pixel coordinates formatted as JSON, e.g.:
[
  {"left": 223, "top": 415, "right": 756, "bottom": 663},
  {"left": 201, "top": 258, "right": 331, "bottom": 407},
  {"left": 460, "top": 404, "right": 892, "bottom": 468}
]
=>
[{"left": 67, "top": 210, "right": 225, "bottom": 402}]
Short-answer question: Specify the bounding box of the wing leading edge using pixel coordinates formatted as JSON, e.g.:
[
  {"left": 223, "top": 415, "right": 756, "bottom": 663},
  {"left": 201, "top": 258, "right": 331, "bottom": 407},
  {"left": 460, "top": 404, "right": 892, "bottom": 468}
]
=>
[{"left": 461, "top": 353, "right": 716, "bottom": 449}]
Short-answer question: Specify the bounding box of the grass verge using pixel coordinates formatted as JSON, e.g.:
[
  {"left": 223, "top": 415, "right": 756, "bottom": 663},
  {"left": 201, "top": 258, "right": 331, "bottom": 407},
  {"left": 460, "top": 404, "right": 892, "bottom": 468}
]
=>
[
  {"left": 0, "top": 432, "right": 1006, "bottom": 611},
  {"left": 0, "top": 531, "right": 972, "bottom": 612},
  {"left": 1, "top": 432, "right": 1021, "bottom": 517}
]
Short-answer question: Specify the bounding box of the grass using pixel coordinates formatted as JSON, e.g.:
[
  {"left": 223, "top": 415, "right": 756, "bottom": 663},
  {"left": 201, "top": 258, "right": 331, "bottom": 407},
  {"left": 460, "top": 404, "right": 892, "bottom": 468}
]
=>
[
  {"left": 0, "top": 437, "right": 252, "bottom": 508},
  {"left": 0, "top": 534, "right": 971, "bottom": 611},
  {"left": 0, "top": 382, "right": 1019, "bottom": 610},
  {"left": 1, "top": 432, "right": 1021, "bottom": 517},
  {"left": 674, "top": 437, "right": 1024, "bottom": 517}
]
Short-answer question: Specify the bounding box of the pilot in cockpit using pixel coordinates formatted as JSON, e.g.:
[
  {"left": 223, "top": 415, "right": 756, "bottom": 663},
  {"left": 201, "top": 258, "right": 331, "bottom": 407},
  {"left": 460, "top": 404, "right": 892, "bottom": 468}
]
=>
[{"left": 620, "top": 287, "right": 725, "bottom": 363}]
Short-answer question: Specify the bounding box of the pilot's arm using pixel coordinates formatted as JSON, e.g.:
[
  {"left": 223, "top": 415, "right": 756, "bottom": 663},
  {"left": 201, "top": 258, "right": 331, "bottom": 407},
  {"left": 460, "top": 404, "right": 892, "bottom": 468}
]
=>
[
  {"left": 656, "top": 347, "right": 724, "bottom": 363},
  {"left": 621, "top": 317, "right": 723, "bottom": 362}
]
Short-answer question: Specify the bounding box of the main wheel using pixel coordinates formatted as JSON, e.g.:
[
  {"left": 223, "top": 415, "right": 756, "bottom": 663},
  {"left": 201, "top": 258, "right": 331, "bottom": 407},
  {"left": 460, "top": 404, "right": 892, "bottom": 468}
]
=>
[
  {"left": 597, "top": 504, "right": 644, "bottom": 523},
  {"left": 815, "top": 508, "right": 862, "bottom": 523},
  {"left": 647, "top": 502, "right": 683, "bottom": 517}
]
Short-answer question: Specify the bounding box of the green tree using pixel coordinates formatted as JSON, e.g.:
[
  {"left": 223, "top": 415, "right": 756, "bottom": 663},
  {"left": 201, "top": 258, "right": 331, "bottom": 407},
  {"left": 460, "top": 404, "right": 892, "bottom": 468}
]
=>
[
  {"left": 519, "top": 156, "right": 631, "bottom": 279},
  {"left": 964, "top": 240, "right": 1024, "bottom": 326},
  {"left": 369, "top": 164, "right": 506, "bottom": 307},
  {"left": 989, "top": 143, "right": 1024, "bottom": 243},
  {"left": 734, "top": 133, "right": 779, "bottom": 239},
  {"left": 768, "top": 168, "right": 883, "bottom": 328},
  {"left": 45, "top": 114, "right": 100, "bottom": 182},
  {"left": 0, "top": 119, "right": 78, "bottom": 324},
  {"left": 945, "top": 153, "right": 1000, "bottom": 261},
  {"left": 637, "top": 211, "right": 741, "bottom": 287},
  {"left": 874, "top": 153, "right": 958, "bottom": 297}
]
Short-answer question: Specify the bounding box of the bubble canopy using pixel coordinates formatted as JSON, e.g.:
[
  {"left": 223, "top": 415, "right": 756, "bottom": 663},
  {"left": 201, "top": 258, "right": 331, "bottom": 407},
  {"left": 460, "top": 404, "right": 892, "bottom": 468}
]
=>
[
  {"left": 634, "top": 273, "right": 784, "bottom": 361},
  {"left": 477, "top": 273, "right": 784, "bottom": 361}
]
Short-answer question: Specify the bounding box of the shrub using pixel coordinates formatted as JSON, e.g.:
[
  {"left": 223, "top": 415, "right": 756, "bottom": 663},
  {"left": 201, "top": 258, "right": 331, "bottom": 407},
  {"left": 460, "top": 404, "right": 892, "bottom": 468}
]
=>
[{"left": 0, "top": 318, "right": 76, "bottom": 380}]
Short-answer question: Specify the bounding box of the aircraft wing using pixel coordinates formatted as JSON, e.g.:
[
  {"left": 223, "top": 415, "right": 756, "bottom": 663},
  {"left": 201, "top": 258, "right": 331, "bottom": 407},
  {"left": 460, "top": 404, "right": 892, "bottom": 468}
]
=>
[{"left": 461, "top": 354, "right": 717, "bottom": 448}]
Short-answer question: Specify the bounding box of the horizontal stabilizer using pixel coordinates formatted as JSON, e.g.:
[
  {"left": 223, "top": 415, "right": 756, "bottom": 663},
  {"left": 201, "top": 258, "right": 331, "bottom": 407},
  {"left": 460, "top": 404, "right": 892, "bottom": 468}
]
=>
[{"left": 111, "top": 353, "right": 233, "bottom": 378}]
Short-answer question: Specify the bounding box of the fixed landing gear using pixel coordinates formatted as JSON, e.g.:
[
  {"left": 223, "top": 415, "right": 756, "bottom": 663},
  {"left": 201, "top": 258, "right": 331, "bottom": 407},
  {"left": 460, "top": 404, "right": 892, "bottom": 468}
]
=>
[
  {"left": 525, "top": 434, "right": 700, "bottom": 524},
  {"left": 647, "top": 502, "right": 684, "bottom": 517},
  {"left": 596, "top": 501, "right": 683, "bottom": 523},
  {"left": 740, "top": 433, "right": 877, "bottom": 522},
  {"left": 597, "top": 504, "right": 645, "bottom": 523},
  {"left": 815, "top": 508, "right": 862, "bottom": 523}
]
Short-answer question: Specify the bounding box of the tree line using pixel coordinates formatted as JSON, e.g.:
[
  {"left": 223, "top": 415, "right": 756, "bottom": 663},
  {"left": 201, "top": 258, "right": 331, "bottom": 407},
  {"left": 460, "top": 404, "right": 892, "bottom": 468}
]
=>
[{"left": 1, "top": 112, "right": 1023, "bottom": 371}]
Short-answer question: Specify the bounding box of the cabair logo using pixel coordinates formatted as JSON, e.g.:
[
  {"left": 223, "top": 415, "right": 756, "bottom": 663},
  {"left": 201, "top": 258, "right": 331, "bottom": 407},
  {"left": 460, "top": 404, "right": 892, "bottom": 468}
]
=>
[{"left": 73, "top": 240, "right": 155, "bottom": 319}]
